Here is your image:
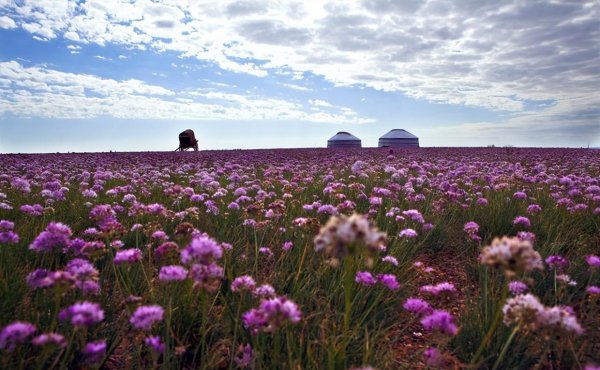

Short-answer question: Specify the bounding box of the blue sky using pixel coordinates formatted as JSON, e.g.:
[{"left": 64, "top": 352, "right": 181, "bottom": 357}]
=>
[{"left": 0, "top": 0, "right": 599, "bottom": 152}]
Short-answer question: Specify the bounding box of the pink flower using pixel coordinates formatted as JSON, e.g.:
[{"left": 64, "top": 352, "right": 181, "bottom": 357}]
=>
[
  {"left": 399, "top": 228, "right": 418, "bottom": 238},
  {"left": 355, "top": 271, "right": 377, "bottom": 286}
]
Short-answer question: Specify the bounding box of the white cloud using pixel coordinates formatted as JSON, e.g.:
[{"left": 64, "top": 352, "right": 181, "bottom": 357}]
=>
[
  {"left": 0, "top": 61, "right": 373, "bottom": 124},
  {"left": 308, "top": 99, "right": 334, "bottom": 108},
  {"left": 0, "top": 0, "right": 598, "bottom": 133},
  {"left": 0, "top": 15, "right": 16, "bottom": 29},
  {"left": 280, "top": 83, "right": 311, "bottom": 91}
]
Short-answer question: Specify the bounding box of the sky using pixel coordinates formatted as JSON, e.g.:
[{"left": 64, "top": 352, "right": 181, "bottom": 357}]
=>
[{"left": 0, "top": 0, "right": 599, "bottom": 152}]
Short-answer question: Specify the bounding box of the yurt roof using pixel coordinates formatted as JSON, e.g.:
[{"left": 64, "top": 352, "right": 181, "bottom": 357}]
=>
[
  {"left": 379, "top": 129, "right": 418, "bottom": 139},
  {"left": 328, "top": 131, "right": 361, "bottom": 141}
]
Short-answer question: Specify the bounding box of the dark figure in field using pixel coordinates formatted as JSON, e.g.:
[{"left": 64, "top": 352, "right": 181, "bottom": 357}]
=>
[{"left": 176, "top": 129, "right": 199, "bottom": 151}]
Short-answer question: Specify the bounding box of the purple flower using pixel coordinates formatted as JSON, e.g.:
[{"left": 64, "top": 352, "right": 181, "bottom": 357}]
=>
[
  {"left": 31, "top": 333, "right": 66, "bottom": 348},
  {"left": 242, "top": 296, "right": 301, "bottom": 335},
  {"left": 144, "top": 336, "right": 165, "bottom": 353},
  {"left": 29, "top": 222, "right": 72, "bottom": 252},
  {"left": 20, "top": 204, "right": 44, "bottom": 216},
  {"left": 158, "top": 265, "right": 188, "bottom": 282},
  {"left": 513, "top": 216, "right": 531, "bottom": 228},
  {"left": 76, "top": 280, "right": 101, "bottom": 295},
  {"left": 189, "top": 262, "right": 224, "bottom": 291},
  {"left": 403, "top": 298, "right": 432, "bottom": 316},
  {"left": 0, "top": 220, "right": 19, "bottom": 244},
  {"left": 545, "top": 255, "right": 569, "bottom": 271},
  {"left": 234, "top": 344, "right": 254, "bottom": 368},
  {"left": 282, "top": 241, "right": 294, "bottom": 251},
  {"left": 66, "top": 258, "right": 98, "bottom": 280},
  {"left": 423, "top": 347, "right": 443, "bottom": 367},
  {"left": 130, "top": 305, "right": 164, "bottom": 331},
  {"left": 508, "top": 281, "right": 529, "bottom": 295},
  {"left": 253, "top": 284, "right": 276, "bottom": 298},
  {"left": 89, "top": 204, "right": 118, "bottom": 231},
  {"left": 355, "top": 271, "right": 377, "bottom": 286},
  {"left": 586, "top": 255, "right": 600, "bottom": 269},
  {"left": 464, "top": 221, "right": 479, "bottom": 234},
  {"left": 420, "top": 310, "right": 458, "bottom": 336},
  {"left": 259, "top": 247, "right": 273, "bottom": 257},
  {"left": 59, "top": 301, "right": 104, "bottom": 327},
  {"left": 527, "top": 204, "right": 542, "bottom": 213},
  {"left": 26, "top": 269, "right": 55, "bottom": 289},
  {"left": 377, "top": 274, "right": 400, "bottom": 290},
  {"left": 517, "top": 231, "right": 536, "bottom": 242},
  {"left": 587, "top": 286, "right": 600, "bottom": 295},
  {"left": 114, "top": 248, "right": 143, "bottom": 264},
  {"left": 82, "top": 340, "right": 106, "bottom": 365},
  {"left": 402, "top": 209, "right": 425, "bottom": 223},
  {"left": 382, "top": 255, "right": 399, "bottom": 266},
  {"left": 151, "top": 230, "right": 168, "bottom": 240},
  {"left": 0, "top": 322, "right": 36, "bottom": 351},
  {"left": 420, "top": 282, "right": 456, "bottom": 295},
  {"left": 181, "top": 235, "right": 223, "bottom": 265},
  {"left": 231, "top": 275, "right": 257, "bottom": 293},
  {"left": 513, "top": 191, "right": 527, "bottom": 200},
  {"left": 317, "top": 204, "right": 338, "bottom": 215},
  {"left": 399, "top": 228, "right": 418, "bottom": 238}
]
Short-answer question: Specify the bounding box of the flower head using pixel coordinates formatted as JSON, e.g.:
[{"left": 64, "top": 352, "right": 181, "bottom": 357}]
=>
[
  {"left": 586, "top": 255, "right": 600, "bottom": 269},
  {"left": 355, "top": 271, "right": 377, "bottom": 286},
  {"left": 508, "top": 281, "right": 529, "bottom": 295},
  {"left": 144, "top": 336, "right": 165, "bottom": 353},
  {"left": 82, "top": 340, "right": 106, "bottom": 365},
  {"left": 59, "top": 302, "right": 104, "bottom": 327},
  {"left": 31, "top": 333, "right": 66, "bottom": 348},
  {"left": 403, "top": 298, "right": 432, "bottom": 316},
  {"left": 377, "top": 274, "right": 400, "bottom": 290},
  {"left": 314, "top": 214, "right": 386, "bottom": 263},
  {"left": 464, "top": 221, "right": 479, "bottom": 234},
  {"left": 158, "top": 265, "right": 188, "bottom": 282},
  {"left": 0, "top": 322, "right": 36, "bottom": 351},
  {"left": 181, "top": 235, "right": 223, "bottom": 265},
  {"left": 420, "top": 310, "right": 458, "bottom": 336},
  {"left": 399, "top": 228, "right": 418, "bottom": 238},
  {"left": 513, "top": 216, "right": 531, "bottom": 228},
  {"left": 242, "top": 296, "right": 301, "bottom": 335},
  {"left": 114, "top": 249, "right": 143, "bottom": 264},
  {"left": 545, "top": 255, "right": 569, "bottom": 271},
  {"left": 231, "top": 275, "right": 257, "bottom": 293},
  {"left": 479, "top": 236, "right": 543, "bottom": 277},
  {"left": 29, "top": 222, "right": 72, "bottom": 252},
  {"left": 130, "top": 305, "right": 164, "bottom": 331}
]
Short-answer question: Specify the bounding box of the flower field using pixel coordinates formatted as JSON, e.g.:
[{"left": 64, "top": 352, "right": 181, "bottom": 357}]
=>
[{"left": 0, "top": 148, "right": 599, "bottom": 369}]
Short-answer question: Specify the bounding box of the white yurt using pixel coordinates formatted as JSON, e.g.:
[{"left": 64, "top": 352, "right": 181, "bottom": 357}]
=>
[
  {"left": 378, "top": 129, "right": 419, "bottom": 148},
  {"left": 327, "top": 131, "right": 362, "bottom": 148}
]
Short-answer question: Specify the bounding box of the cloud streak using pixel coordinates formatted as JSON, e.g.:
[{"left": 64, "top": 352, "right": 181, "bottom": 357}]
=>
[{"left": 0, "top": 61, "right": 372, "bottom": 123}]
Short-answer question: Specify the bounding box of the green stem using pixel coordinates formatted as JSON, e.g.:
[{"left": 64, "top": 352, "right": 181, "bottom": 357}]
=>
[
  {"left": 343, "top": 257, "right": 355, "bottom": 334},
  {"left": 471, "top": 283, "right": 508, "bottom": 366},
  {"left": 491, "top": 326, "right": 519, "bottom": 370},
  {"left": 229, "top": 298, "right": 243, "bottom": 370}
]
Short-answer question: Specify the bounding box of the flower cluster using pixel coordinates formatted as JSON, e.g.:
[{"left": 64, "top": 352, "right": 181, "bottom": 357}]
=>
[
  {"left": 503, "top": 294, "right": 583, "bottom": 335},
  {"left": 29, "top": 222, "right": 72, "bottom": 253},
  {"left": 242, "top": 296, "right": 301, "bottom": 335},
  {"left": 0, "top": 322, "right": 36, "bottom": 351},
  {"left": 130, "top": 305, "right": 164, "bottom": 331},
  {"left": 314, "top": 214, "right": 386, "bottom": 264},
  {"left": 59, "top": 301, "right": 105, "bottom": 327},
  {"left": 479, "top": 236, "right": 543, "bottom": 277},
  {"left": 0, "top": 220, "right": 19, "bottom": 244},
  {"left": 180, "top": 235, "right": 224, "bottom": 292}
]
